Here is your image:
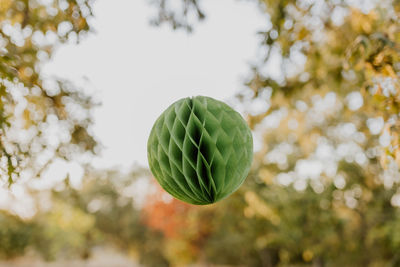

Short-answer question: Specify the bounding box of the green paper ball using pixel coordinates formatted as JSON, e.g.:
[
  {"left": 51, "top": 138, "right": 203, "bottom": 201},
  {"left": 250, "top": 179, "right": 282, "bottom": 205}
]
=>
[{"left": 147, "top": 96, "right": 253, "bottom": 205}]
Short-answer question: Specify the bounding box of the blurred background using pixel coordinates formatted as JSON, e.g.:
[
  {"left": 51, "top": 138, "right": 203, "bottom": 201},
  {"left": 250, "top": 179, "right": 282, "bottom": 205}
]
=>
[{"left": 1, "top": 0, "right": 400, "bottom": 266}]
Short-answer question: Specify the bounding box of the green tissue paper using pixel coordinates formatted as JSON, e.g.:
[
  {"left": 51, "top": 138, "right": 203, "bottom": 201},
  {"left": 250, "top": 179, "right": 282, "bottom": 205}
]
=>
[{"left": 147, "top": 96, "right": 253, "bottom": 205}]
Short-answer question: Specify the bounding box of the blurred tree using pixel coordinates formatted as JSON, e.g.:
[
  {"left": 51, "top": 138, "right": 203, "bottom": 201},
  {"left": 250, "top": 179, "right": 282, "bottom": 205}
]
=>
[
  {"left": 239, "top": 1, "right": 400, "bottom": 265},
  {"left": 0, "top": 0, "right": 97, "bottom": 184},
  {"left": 143, "top": 184, "right": 191, "bottom": 239},
  {"left": 51, "top": 168, "right": 170, "bottom": 266},
  {"left": 31, "top": 199, "right": 98, "bottom": 261},
  {"left": 142, "top": 183, "right": 214, "bottom": 265},
  {"left": 0, "top": 168, "right": 169, "bottom": 264},
  {"left": 0, "top": 211, "right": 33, "bottom": 259},
  {"left": 149, "top": 0, "right": 400, "bottom": 266},
  {"left": 149, "top": 0, "right": 205, "bottom": 32}
]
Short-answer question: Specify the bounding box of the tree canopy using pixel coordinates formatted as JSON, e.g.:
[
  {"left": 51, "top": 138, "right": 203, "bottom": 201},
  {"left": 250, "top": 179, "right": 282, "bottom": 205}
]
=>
[
  {"left": 0, "top": 0, "right": 97, "bottom": 184},
  {"left": 148, "top": 0, "right": 400, "bottom": 265}
]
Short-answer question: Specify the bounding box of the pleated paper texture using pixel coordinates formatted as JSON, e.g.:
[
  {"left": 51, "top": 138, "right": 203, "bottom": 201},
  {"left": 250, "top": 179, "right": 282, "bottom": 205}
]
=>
[{"left": 147, "top": 96, "right": 253, "bottom": 205}]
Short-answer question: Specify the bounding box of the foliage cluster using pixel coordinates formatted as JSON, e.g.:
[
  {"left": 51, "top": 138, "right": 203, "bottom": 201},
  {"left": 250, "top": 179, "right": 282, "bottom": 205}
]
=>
[{"left": 0, "top": 0, "right": 97, "bottom": 184}]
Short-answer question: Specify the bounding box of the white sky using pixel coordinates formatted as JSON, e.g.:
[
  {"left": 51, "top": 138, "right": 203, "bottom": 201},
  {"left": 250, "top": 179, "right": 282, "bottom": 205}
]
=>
[{"left": 43, "top": 0, "right": 265, "bottom": 170}]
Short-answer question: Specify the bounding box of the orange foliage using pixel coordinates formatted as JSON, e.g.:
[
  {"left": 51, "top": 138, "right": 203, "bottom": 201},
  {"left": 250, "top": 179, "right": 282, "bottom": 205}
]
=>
[{"left": 142, "top": 181, "right": 193, "bottom": 238}]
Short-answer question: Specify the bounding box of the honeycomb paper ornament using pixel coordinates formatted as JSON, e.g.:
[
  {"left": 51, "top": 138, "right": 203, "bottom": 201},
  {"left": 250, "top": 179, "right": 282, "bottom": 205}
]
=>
[{"left": 147, "top": 96, "right": 253, "bottom": 205}]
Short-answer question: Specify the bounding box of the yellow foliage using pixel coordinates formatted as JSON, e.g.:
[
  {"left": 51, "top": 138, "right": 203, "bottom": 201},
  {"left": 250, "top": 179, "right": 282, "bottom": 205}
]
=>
[
  {"left": 302, "top": 249, "right": 314, "bottom": 262},
  {"left": 244, "top": 191, "right": 280, "bottom": 225},
  {"left": 165, "top": 238, "right": 195, "bottom": 266},
  {"left": 11, "top": 12, "right": 24, "bottom": 25},
  {"left": 259, "top": 167, "right": 274, "bottom": 185},
  {"left": 0, "top": 0, "right": 11, "bottom": 12},
  {"left": 350, "top": 9, "right": 377, "bottom": 34},
  {"left": 48, "top": 201, "right": 95, "bottom": 233}
]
